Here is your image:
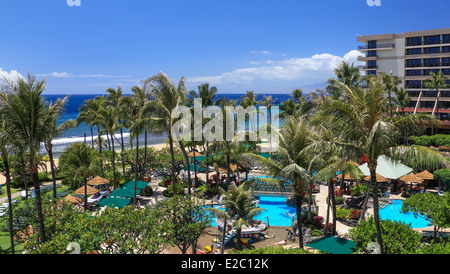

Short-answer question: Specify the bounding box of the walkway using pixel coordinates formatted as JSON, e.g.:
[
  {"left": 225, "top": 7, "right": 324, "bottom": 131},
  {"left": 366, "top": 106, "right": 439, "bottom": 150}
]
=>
[{"left": 0, "top": 181, "right": 62, "bottom": 204}]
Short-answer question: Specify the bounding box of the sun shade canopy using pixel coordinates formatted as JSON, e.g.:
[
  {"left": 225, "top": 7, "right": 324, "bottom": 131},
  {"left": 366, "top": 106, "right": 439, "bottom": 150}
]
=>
[
  {"left": 358, "top": 155, "right": 412, "bottom": 180},
  {"left": 98, "top": 198, "right": 131, "bottom": 208},
  {"left": 306, "top": 236, "right": 356, "bottom": 254}
]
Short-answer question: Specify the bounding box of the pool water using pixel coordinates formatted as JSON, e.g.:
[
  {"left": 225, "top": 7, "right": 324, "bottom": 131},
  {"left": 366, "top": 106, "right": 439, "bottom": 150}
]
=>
[
  {"left": 379, "top": 199, "right": 431, "bottom": 229},
  {"left": 209, "top": 195, "right": 297, "bottom": 227}
]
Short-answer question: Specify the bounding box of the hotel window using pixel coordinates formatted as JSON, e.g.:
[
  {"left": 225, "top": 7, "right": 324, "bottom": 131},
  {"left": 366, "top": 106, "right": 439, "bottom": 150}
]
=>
[
  {"left": 408, "top": 90, "right": 421, "bottom": 97},
  {"left": 367, "top": 70, "right": 377, "bottom": 75},
  {"left": 406, "top": 70, "right": 422, "bottom": 76},
  {"left": 407, "top": 37, "right": 422, "bottom": 46},
  {"left": 424, "top": 58, "right": 440, "bottom": 67},
  {"left": 406, "top": 80, "right": 422, "bottom": 88},
  {"left": 443, "top": 69, "right": 450, "bottom": 75},
  {"left": 444, "top": 46, "right": 450, "bottom": 53},
  {"left": 406, "top": 48, "right": 422, "bottom": 55},
  {"left": 367, "top": 60, "right": 377, "bottom": 69},
  {"left": 444, "top": 34, "right": 450, "bottom": 44},
  {"left": 424, "top": 69, "right": 440, "bottom": 76},
  {"left": 421, "top": 101, "right": 435, "bottom": 108},
  {"left": 368, "top": 40, "right": 377, "bottom": 49},
  {"left": 424, "top": 47, "right": 440, "bottom": 54},
  {"left": 367, "top": 50, "right": 377, "bottom": 57},
  {"left": 424, "top": 35, "right": 441, "bottom": 45},
  {"left": 409, "top": 101, "right": 417, "bottom": 108},
  {"left": 406, "top": 59, "right": 422, "bottom": 67}
]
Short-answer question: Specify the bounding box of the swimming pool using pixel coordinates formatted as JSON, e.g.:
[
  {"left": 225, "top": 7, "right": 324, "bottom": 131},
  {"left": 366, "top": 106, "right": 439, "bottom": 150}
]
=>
[
  {"left": 379, "top": 199, "right": 431, "bottom": 229},
  {"left": 209, "top": 195, "right": 297, "bottom": 227}
]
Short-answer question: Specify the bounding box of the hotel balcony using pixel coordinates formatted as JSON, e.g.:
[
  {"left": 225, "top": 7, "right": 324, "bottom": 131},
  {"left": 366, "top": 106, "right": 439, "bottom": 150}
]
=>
[
  {"left": 357, "top": 43, "right": 395, "bottom": 51},
  {"left": 357, "top": 65, "right": 378, "bottom": 70}
]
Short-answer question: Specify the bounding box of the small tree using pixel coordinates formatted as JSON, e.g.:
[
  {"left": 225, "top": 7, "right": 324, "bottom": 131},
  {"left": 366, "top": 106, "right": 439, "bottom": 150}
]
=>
[{"left": 156, "top": 195, "right": 212, "bottom": 254}]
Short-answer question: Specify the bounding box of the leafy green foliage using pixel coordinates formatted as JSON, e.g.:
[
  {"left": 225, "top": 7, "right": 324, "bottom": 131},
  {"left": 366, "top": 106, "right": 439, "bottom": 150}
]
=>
[
  {"left": 348, "top": 217, "right": 422, "bottom": 254},
  {"left": 231, "top": 246, "right": 317, "bottom": 254},
  {"left": 409, "top": 134, "right": 450, "bottom": 147}
]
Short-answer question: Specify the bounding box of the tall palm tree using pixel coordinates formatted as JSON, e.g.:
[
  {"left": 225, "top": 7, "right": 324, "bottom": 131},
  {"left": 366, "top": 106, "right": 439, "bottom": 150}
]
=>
[
  {"left": 106, "top": 86, "right": 125, "bottom": 152},
  {"left": 425, "top": 71, "right": 448, "bottom": 123},
  {"left": 59, "top": 142, "right": 101, "bottom": 210},
  {"left": 43, "top": 95, "right": 76, "bottom": 198},
  {"left": 209, "top": 181, "right": 266, "bottom": 250},
  {"left": 119, "top": 90, "right": 158, "bottom": 204},
  {"left": 146, "top": 72, "right": 187, "bottom": 195},
  {"left": 0, "top": 74, "right": 48, "bottom": 243},
  {"left": 380, "top": 71, "right": 402, "bottom": 117},
  {"left": 258, "top": 95, "right": 277, "bottom": 123},
  {"left": 94, "top": 106, "right": 121, "bottom": 189},
  {"left": 189, "top": 83, "right": 218, "bottom": 185},
  {"left": 326, "top": 61, "right": 361, "bottom": 99},
  {"left": 315, "top": 78, "right": 447, "bottom": 253},
  {"left": 240, "top": 116, "right": 314, "bottom": 249},
  {"left": 0, "top": 115, "right": 15, "bottom": 253}
]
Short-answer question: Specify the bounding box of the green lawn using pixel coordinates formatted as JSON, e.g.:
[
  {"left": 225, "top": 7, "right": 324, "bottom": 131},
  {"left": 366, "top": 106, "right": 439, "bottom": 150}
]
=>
[{"left": 0, "top": 231, "right": 24, "bottom": 254}]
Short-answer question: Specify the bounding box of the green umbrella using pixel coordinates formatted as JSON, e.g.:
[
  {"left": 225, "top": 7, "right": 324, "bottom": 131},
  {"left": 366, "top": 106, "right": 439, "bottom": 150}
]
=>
[
  {"left": 306, "top": 236, "right": 356, "bottom": 254},
  {"left": 122, "top": 180, "right": 149, "bottom": 190},
  {"left": 260, "top": 153, "right": 271, "bottom": 159},
  {"left": 109, "top": 188, "right": 141, "bottom": 198},
  {"left": 98, "top": 198, "right": 131, "bottom": 209}
]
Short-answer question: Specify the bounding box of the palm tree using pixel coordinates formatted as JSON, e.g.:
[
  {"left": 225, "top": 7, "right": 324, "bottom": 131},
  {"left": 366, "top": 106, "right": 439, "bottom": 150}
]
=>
[
  {"left": 94, "top": 106, "right": 121, "bottom": 189},
  {"left": 209, "top": 181, "right": 266, "bottom": 250},
  {"left": 290, "top": 88, "right": 303, "bottom": 104},
  {"left": 146, "top": 72, "right": 187, "bottom": 195},
  {"left": 43, "top": 95, "right": 76, "bottom": 198},
  {"left": 119, "top": 89, "right": 158, "bottom": 204},
  {"left": 240, "top": 91, "right": 258, "bottom": 132},
  {"left": 380, "top": 71, "right": 402, "bottom": 117},
  {"left": 258, "top": 95, "right": 277, "bottom": 123},
  {"left": 240, "top": 116, "right": 314, "bottom": 249},
  {"left": 59, "top": 142, "right": 101, "bottom": 210},
  {"left": 0, "top": 74, "right": 49, "bottom": 243},
  {"left": 106, "top": 86, "right": 126, "bottom": 151},
  {"left": 425, "top": 72, "right": 448, "bottom": 128},
  {"left": 189, "top": 83, "right": 218, "bottom": 184},
  {"left": 0, "top": 115, "right": 15, "bottom": 253},
  {"left": 315, "top": 78, "right": 447, "bottom": 253},
  {"left": 326, "top": 61, "right": 361, "bottom": 99}
]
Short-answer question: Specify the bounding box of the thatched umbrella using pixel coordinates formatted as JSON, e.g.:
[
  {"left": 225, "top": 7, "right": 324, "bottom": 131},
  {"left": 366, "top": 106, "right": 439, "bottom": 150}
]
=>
[
  {"left": 64, "top": 195, "right": 83, "bottom": 205},
  {"left": 363, "top": 173, "right": 388, "bottom": 183},
  {"left": 74, "top": 185, "right": 99, "bottom": 195},
  {"left": 415, "top": 170, "right": 434, "bottom": 180},
  {"left": 87, "top": 176, "right": 110, "bottom": 186},
  {"left": 399, "top": 173, "right": 424, "bottom": 183}
]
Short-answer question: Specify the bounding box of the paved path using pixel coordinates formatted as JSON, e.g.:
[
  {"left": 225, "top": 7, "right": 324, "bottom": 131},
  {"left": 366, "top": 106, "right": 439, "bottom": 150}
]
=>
[{"left": 0, "top": 181, "right": 61, "bottom": 204}]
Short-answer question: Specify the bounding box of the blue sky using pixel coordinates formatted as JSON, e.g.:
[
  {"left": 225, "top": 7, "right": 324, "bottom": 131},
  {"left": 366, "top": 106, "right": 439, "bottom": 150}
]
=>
[{"left": 0, "top": 0, "right": 449, "bottom": 94}]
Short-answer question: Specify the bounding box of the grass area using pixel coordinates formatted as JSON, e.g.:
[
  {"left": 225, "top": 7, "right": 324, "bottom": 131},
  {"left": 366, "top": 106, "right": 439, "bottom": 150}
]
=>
[{"left": 0, "top": 231, "right": 24, "bottom": 254}]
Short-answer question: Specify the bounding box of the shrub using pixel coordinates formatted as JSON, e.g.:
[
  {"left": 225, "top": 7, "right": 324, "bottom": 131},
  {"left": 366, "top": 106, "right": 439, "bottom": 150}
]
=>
[
  {"left": 140, "top": 186, "right": 153, "bottom": 197},
  {"left": 334, "top": 196, "right": 344, "bottom": 205},
  {"left": 230, "top": 246, "right": 316, "bottom": 254}
]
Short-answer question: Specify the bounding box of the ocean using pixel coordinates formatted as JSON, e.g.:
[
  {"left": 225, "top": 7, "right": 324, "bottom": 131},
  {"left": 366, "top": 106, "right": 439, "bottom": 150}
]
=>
[{"left": 42, "top": 93, "right": 293, "bottom": 157}]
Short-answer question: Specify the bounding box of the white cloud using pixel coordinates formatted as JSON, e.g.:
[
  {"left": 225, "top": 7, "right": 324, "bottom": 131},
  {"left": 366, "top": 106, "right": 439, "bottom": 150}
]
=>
[
  {"left": 37, "top": 72, "right": 131, "bottom": 78},
  {"left": 186, "top": 50, "right": 364, "bottom": 92},
  {"left": 0, "top": 67, "right": 24, "bottom": 85}
]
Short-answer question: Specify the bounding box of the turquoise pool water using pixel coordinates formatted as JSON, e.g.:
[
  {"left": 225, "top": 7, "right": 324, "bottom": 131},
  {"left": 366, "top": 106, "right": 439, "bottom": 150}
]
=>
[
  {"left": 209, "top": 195, "right": 297, "bottom": 227},
  {"left": 379, "top": 199, "right": 431, "bottom": 229}
]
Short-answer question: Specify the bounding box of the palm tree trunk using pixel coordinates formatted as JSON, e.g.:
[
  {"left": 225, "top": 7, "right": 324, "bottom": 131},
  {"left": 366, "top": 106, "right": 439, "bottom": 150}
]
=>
[
  {"left": 30, "top": 156, "right": 46, "bottom": 243},
  {"left": 236, "top": 228, "right": 243, "bottom": 250},
  {"left": 84, "top": 176, "right": 88, "bottom": 211},
  {"left": 97, "top": 127, "right": 105, "bottom": 178},
  {"left": 221, "top": 217, "right": 227, "bottom": 254},
  {"left": 21, "top": 156, "right": 28, "bottom": 200},
  {"left": 90, "top": 126, "right": 94, "bottom": 149},
  {"left": 111, "top": 134, "right": 117, "bottom": 189},
  {"left": 47, "top": 143, "right": 57, "bottom": 199},
  {"left": 169, "top": 135, "right": 177, "bottom": 195},
  {"left": 324, "top": 179, "right": 332, "bottom": 236},
  {"left": 178, "top": 141, "right": 191, "bottom": 195},
  {"left": 1, "top": 150, "right": 14, "bottom": 254},
  {"left": 370, "top": 167, "right": 383, "bottom": 254},
  {"left": 144, "top": 129, "right": 148, "bottom": 173},
  {"left": 358, "top": 181, "right": 372, "bottom": 224},
  {"left": 226, "top": 152, "right": 231, "bottom": 185},
  {"left": 295, "top": 192, "right": 304, "bottom": 249},
  {"left": 330, "top": 181, "right": 337, "bottom": 235},
  {"left": 134, "top": 133, "right": 139, "bottom": 205}
]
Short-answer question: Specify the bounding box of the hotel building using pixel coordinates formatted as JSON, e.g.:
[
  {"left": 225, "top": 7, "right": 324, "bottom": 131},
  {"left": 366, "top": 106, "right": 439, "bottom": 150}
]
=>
[{"left": 357, "top": 28, "right": 450, "bottom": 130}]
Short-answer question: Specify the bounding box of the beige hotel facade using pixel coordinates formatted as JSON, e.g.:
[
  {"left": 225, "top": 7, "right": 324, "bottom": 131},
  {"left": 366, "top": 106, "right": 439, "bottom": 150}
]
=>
[{"left": 357, "top": 28, "right": 450, "bottom": 130}]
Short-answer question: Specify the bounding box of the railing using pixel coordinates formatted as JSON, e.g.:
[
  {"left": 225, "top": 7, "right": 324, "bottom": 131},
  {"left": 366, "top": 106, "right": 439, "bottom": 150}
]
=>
[
  {"left": 357, "top": 43, "right": 395, "bottom": 50},
  {"left": 358, "top": 65, "right": 378, "bottom": 70}
]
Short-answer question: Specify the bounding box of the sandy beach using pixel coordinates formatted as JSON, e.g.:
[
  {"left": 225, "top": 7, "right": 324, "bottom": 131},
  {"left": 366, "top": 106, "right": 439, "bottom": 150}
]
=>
[{"left": 0, "top": 142, "right": 170, "bottom": 186}]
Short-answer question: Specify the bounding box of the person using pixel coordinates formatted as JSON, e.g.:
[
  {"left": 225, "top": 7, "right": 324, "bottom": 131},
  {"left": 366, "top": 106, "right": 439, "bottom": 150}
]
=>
[{"left": 214, "top": 247, "right": 221, "bottom": 254}]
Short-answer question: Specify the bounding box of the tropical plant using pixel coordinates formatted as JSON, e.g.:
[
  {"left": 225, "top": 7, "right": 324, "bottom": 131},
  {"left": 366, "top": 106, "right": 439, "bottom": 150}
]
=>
[
  {"left": 314, "top": 77, "right": 447, "bottom": 253},
  {"left": 208, "top": 181, "right": 266, "bottom": 250},
  {"left": 0, "top": 74, "right": 49, "bottom": 243}
]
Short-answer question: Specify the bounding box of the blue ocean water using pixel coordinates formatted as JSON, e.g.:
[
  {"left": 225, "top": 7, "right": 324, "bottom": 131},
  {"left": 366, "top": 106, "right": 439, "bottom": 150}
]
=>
[{"left": 42, "top": 93, "right": 293, "bottom": 157}]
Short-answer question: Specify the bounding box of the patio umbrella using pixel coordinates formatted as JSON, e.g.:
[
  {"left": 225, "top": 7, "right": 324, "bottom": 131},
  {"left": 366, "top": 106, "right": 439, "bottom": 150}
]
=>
[
  {"left": 64, "top": 195, "right": 82, "bottom": 205},
  {"left": 98, "top": 198, "right": 131, "bottom": 209},
  {"left": 415, "top": 170, "right": 434, "bottom": 180},
  {"left": 87, "top": 176, "right": 110, "bottom": 186},
  {"left": 358, "top": 155, "right": 412, "bottom": 180},
  {"left": 122, "top": 180, "right": 149, "bottom": 190},
  {"left": 363, "top": 173, "right": 388, "bottom": 183},
  {"left": 74, "top": 185, "right": 99, "bottom": 195},
  {"left": 109, "top": 188, "right": 141, "bottom": 198},
  {"left": 306, "top": 236, "right": 356, "bottom": 254},
  {"left": 399, "top": 173, "right": 424, "bottom": 183}
]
